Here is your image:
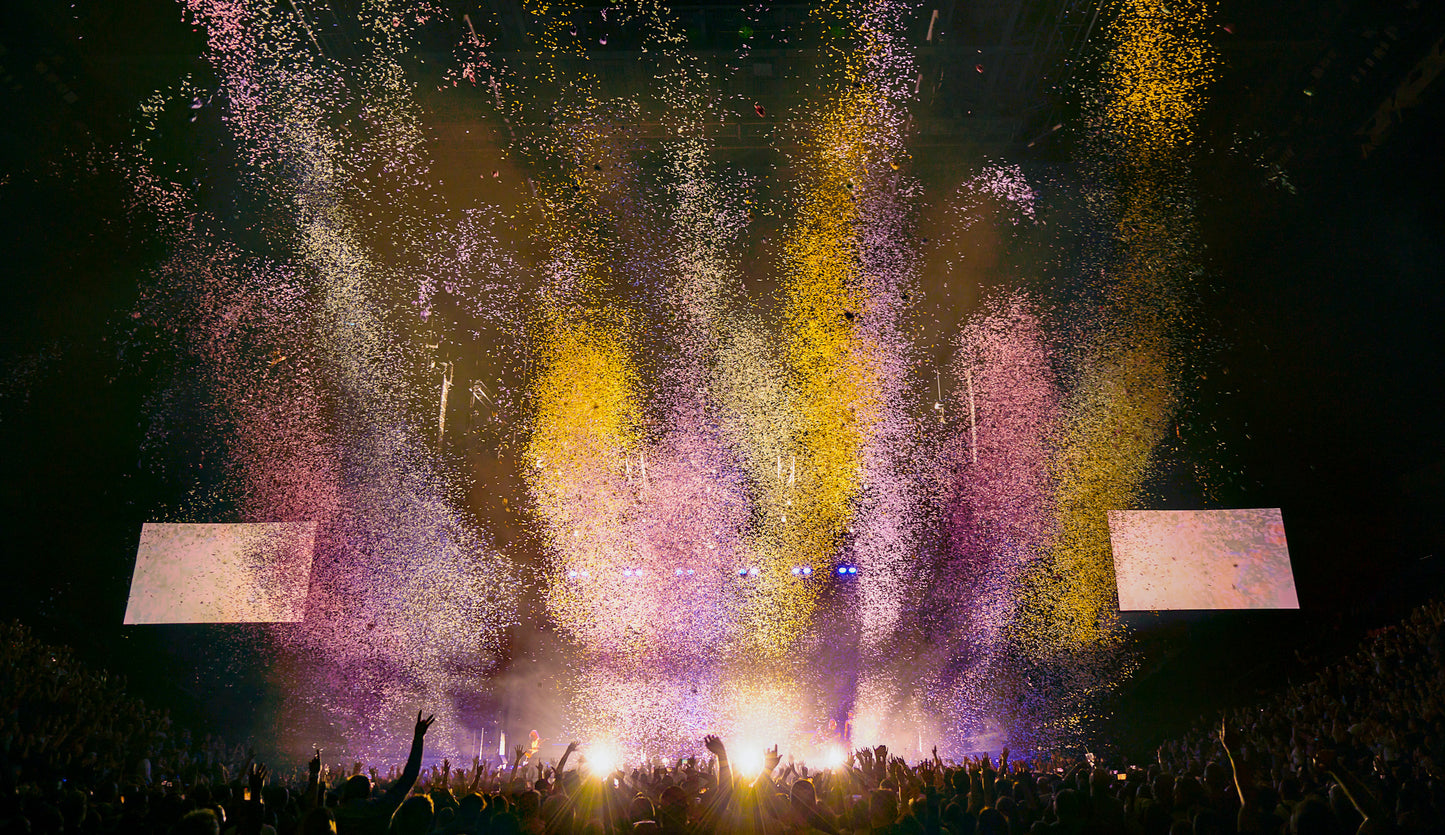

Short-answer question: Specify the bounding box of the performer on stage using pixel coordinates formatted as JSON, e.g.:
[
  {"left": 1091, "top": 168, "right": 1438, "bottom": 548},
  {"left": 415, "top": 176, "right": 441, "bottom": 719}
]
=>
[{"left": 528, "top": 729, "right": 543, "bottom": 760}]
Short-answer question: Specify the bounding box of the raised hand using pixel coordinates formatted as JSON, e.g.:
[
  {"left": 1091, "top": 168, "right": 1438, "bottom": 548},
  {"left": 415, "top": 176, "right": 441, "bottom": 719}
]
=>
[
  {"left": 565, "top": 741, "right": 580, "bottom": 756},
  {"left": 1219, "top": 716, "right": 1242, "bottom": 752},
  {"left": 764, "top": 744, "right": 781, "bottom": 773},
  {"left": 513, "top": 743, "right": 527, "bottom": 766},
  {"left": 414, "top": 711, "right": 436, "bottom": 738},
  {"left": 248, "top": 763, "right": 268, "bottom": 801},
  {"left": 309, "top": 749, "right": 322, "bottom": 776},
  {"left": 918, "top": 760, "right": 935, "bottom": 787},
  {"left": 704, "top": 735, "right": 727, "bottom": 757},
  {"left": 443, "top": 758, "right": 452, "bottom": 776},
  {"left": 874, "top": 745, "right": 888, "bottom": 762}
]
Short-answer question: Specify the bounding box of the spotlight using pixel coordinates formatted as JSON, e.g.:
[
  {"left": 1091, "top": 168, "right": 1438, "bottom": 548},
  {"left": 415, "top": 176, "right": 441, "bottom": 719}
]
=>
[
  {"left": 823, "top": 745, "right": 845, "bottom": 769},
  {"left": 802, "top": 566, "right": 813, "bottom": 576},
  {"left": 623, "top": 568, "right": 634, "bottom": 577},
  {"left": 748, "top": 566, "right": 760, "bottom": 576},
  {"left": 738, "top": 568, "right": 749, "bottom": 577},
  {"left": 735, "top": 746, "right": 766, "bottom": 777},
  {"left": 848, "top": 566, "right": 857, "bottom": 574},
  {"left": 567, "top": 569, "right": 579, "bottom": 579},
  {"left": 676, "top": 568, "right": 685, "bottom": 576},
  {"left": 791, "top": 567, "right": 801, "bottom": 576},
  {"left": 837, "top": 567, "right": 847, "bottom": 575},
  {"left": 586, "top": 745, "right": 618, "bottom": 777}
]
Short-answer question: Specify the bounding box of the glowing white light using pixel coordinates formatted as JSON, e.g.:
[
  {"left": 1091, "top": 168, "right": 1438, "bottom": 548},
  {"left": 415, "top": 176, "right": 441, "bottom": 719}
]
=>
[
  {"left": 587, "top": 745, "right": 618, "bottom": 777},
  {"left": 823, "top": 746, "right": 845, "bottom": 769},
  {"left": 735, "top": 746, "right": 766, "bottom": 777}
]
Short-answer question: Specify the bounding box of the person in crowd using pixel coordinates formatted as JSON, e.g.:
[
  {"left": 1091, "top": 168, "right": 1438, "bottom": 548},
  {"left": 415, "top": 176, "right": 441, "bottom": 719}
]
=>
[{"left": 7, "top": 599, "right": 1445, "bottom": 835}]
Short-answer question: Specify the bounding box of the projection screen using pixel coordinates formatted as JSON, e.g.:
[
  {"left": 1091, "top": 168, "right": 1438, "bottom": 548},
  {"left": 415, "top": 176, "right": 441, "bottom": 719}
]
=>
[
  {"left": 1107, "top": 508, "right": 1298, "bottom": 611},
  {"left": 123, "top": 522, "right": 318, "bottom": 624}
]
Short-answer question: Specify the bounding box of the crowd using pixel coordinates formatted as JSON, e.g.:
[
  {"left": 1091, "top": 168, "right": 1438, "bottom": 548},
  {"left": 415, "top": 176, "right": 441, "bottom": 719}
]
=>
[{"left": 7, "top": 600, "right": 1445, "bottom": 835}]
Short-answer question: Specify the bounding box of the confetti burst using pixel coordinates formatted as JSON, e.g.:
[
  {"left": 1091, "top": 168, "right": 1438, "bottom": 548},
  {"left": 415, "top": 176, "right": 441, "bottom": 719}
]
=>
[{"left": 113, "top": 0, "right": 1222, "bottom": 758}]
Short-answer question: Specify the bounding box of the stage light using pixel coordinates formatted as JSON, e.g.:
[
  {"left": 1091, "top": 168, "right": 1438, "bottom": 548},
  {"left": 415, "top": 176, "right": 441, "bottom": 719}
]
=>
[
  {"left": 738, "top": 568, "right": 749, "bottom": 577},
  {"left": 567, "top": 569, "right": 579, "bottom": 579},
  {"left": 802, "top": 566, "right": 813, "bottom": 576},
  {"left": 848, "top": 567, "right": 857, "bottom": 574},
  {"left": 837, "top": 567, "right": 847, "bottom": 575},
  {"left": 586, "top": 745, "right": 618, "bottom": 777},
  {"left": 623, "top": 568, "right": 634, "bottom": 577},
  {"left": 791, "top": 567, "right": 801, "bottom": 576},
  {"left": 823, "top": 745, "right": 845, "bottom": 769},
  {"left": 735, "top": 746, "right": 766, "bottom": 777},
  {"left": 675, "top": 568, "right": 684, "bottom": 576},
  {"left": 748, "top": 567, "right": 760, "bottom": 576}
]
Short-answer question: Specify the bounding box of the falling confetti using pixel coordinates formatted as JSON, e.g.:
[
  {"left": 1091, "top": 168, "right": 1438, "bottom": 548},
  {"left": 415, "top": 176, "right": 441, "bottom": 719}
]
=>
[{"left": 108, "top": 0, "right": 1222, "bottom": 758}]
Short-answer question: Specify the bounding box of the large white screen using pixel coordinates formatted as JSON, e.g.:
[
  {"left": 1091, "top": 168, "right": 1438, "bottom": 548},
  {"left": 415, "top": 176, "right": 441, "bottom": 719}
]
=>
[
  {"left": 123, "top": 522, "right": 318, "bottom": 624},
  {"left": 1108, "top": 508, "right": 1298, "bottom": 611}
]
